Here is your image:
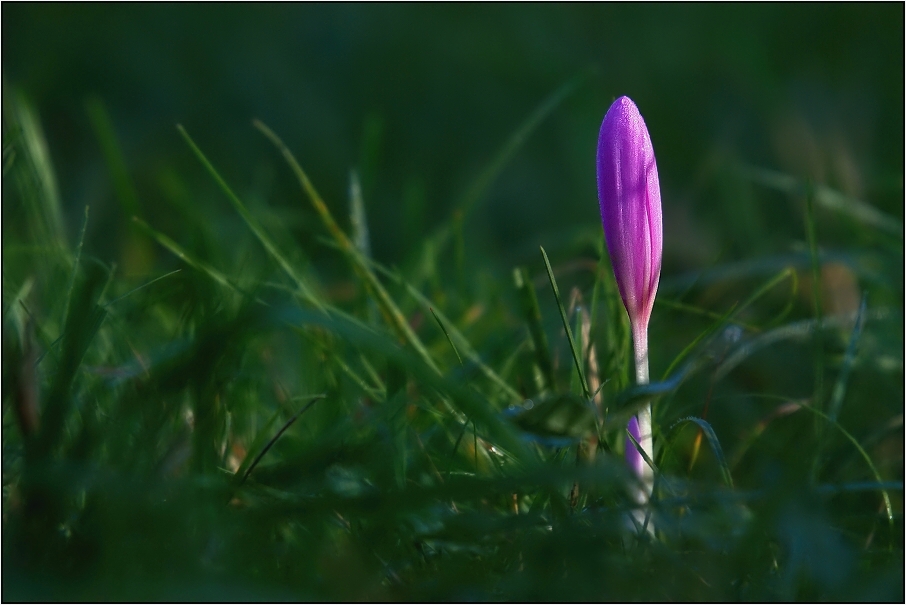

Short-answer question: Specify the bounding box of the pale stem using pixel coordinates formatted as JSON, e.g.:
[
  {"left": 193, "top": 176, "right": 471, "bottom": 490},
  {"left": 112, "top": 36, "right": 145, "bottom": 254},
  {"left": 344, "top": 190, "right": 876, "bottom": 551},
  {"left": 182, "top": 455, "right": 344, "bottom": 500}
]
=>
[{"left": 631, "top": 321, "right": 654, "bottom": 532}]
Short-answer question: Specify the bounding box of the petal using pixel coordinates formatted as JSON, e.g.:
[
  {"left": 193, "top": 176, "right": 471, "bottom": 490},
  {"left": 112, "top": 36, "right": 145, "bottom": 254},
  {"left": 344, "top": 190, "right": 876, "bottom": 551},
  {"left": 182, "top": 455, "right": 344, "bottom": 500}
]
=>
[{"left": 596, "top": 96, "right": 663, "bottom": 331}]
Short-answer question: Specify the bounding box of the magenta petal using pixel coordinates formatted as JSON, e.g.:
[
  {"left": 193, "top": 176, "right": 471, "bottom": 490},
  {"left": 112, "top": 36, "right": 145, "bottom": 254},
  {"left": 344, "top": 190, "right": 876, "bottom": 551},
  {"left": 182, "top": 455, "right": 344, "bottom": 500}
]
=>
[
  {"left": 625, "top": 415, "right": 645, "bottom": 478},
  {"left": 596, "top": 96, "right": 663, "bottom": 333}
]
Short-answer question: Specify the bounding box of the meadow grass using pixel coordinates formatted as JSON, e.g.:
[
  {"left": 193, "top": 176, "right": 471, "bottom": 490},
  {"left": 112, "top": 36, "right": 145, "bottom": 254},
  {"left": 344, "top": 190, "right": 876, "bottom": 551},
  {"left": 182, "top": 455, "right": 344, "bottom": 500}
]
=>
[{"left": 2, "top": 88, "right": 902, "bottom": 601}]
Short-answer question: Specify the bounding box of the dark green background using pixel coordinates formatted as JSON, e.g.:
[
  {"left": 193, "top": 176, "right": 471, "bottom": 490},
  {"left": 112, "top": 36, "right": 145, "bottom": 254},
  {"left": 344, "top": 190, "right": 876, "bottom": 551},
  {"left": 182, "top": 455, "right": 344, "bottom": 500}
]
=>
[{"left": 4, "top": 4, "right": 903, "bottom": 271}]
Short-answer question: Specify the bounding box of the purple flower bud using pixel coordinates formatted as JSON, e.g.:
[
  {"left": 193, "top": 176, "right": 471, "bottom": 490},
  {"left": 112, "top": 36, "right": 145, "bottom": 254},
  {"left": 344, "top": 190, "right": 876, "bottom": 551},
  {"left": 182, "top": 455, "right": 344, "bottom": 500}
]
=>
[{"left": 596, "top": 96, "right": 663, "bottom": 339}]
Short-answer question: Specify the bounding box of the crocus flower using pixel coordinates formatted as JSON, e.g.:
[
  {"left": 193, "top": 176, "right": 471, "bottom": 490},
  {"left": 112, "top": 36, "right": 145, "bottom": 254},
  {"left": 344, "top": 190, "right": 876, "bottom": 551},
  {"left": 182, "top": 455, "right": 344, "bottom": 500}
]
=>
[
  {"left": 596, "top": 95, "right": 662, "bottom": 356},
  {"left": 597, "top": 95, "right": 662, "bottom": 529}
]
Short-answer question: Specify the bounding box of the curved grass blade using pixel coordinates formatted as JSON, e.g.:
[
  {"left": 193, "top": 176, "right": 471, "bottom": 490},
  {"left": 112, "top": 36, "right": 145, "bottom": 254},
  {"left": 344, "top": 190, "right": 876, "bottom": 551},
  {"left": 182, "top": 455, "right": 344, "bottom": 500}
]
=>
[
  {"left": 794, "top": 402, "right": 892, "bottom": 525},
  {"left": 660, "top": 267, "right": 796, "bottom": 380},
  {"left": 237, "top": 394, "right": 326, "bottom": 486},
  {"left": 430, "top": 307, "right": 463, "bottom": 367},
  {"left": 667, "top": 416, "right": 734, "bottom": 488},
  {"left": 715, "top": 307, "right": 891, "bottom": 381}
]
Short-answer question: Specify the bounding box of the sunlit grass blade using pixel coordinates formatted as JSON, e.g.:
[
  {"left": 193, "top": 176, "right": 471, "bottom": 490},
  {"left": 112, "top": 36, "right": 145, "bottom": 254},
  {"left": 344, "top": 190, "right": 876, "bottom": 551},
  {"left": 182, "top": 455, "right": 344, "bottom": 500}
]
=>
[
  {"left": 177, "top": 124, "right": 324, "bottom": 310},
  {"left": 6, "top": 90, "right": 67, "bottom": 254},
  {"left": 666, "top": 417, "right": 734, "bottom": 488},
  {"left": 132, "top": 217, "right": 237, "bottom": 292},
  {"left": 348, "top": 170, "right": 371, "bottom": 259},
  {"left": 252, "top": 119, "right": 438, "bottom": 374},
  {"left": 368, "top": 259, "right": 522, "bottom": 404},
  {"left": 540, "top": 246, "right": 589, "bottom": 399}
]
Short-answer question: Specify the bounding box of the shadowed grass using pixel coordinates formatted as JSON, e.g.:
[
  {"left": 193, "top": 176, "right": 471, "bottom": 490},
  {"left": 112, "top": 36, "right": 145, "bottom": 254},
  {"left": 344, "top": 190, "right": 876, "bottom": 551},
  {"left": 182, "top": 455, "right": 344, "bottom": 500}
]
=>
[{"left": 2, "top": 83, "right": 902, "bottom": 602}]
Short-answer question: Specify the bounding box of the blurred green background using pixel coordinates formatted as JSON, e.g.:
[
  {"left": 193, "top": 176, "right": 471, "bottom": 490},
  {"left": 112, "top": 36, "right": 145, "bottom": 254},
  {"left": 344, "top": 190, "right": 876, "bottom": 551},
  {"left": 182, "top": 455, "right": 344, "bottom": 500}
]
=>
[{"left": 4, "top": 4, "right": 902, "bottom": 271}]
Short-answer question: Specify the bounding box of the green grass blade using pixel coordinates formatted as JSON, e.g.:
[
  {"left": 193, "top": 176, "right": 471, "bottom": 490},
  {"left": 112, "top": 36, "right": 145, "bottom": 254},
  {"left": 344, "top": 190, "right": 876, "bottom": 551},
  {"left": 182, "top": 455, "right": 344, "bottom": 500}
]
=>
[
  {"left": 105, "top": 269, "right": 182, "bottom": 307},
  {"left": 279, "top": 306, "right": 534, "bottom": 463},
  {"left": 348, "top": 170, "right": 371, "bottom": 259},
  {"left": 60, "top": 205, "right": 90, "bottom": 330},
  {"left": 252, "top": 119, "right": 438, "bottom": 374},
  {"left": 238, "top": 395, "right": 326, "bottom": 486},
  {"left": 7, "top": 91, "right": 67, "bottom": 253},
  {"left": 177, "top": 124, "right": 324, "bottom": 310},
  {"left": 667, "top": 417, "right": 734, "bottom": 488},
  {"left": 430, "top": 307, "right": 463, "bottom": 367},
  {"left": 827, "top": 296, "right": 867, "bottom": 424},
  {"left": 132, "top": 217, "right": 236, "bottom": 291},
  {"left": 661, "top": 267, "right": 796, "bottom": 380},
  {"left": 741, "top": 165, "right": 904, "bottom": 237},
  {"left": 795, "top": 403, "right": 893, "bottom": 525},
  {"left": 514, "top": 267, "right": 556, "bottom": 392},
  {"left": 369, "top": 260, "right": 522, "bottom": 403},
  {"left": 804, "top": 184, "right": 825, "bottom": 412},
  {"left": 540, "top": 246, "right": 589, "bottom": 399}
]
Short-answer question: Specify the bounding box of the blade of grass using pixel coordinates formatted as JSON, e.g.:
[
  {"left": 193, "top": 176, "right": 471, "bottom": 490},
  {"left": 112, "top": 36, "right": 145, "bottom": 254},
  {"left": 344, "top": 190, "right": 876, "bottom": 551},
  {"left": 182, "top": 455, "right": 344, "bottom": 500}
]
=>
[
  {"left": 740, "top": 165, "right": 904, "bottom": 238},
  {"left": 7, "top": 91, "right": 67, "bottom": 253},
  {"left": 177, "top": 124, "right": 324, "bottom": 310},
  {"left": 237, "top": 395, "right": 326, "bottom": 486},
  {"left": 105, "top": 269, "right": 183, "bottom": 307},
  {"left": 540, "top": 246, "right": 589, "bottom": 399},
  {"left": 60, "top": 206, "right": 90, "bottom": 330},
  {"left": 666, "top": 417, "right": 734, "bottom": 488},
  {"left": 660, "top": 267, "right": 796, "bottom": 380},
  {"left": 279, "top": 306, "right": 534, "bottom": 463},
  {"left": 514, "top": 267, "right": 555, "bottom": 392},
  {"left": 804, "top": 182, "right": 825, "bottom": 413},
  {"left": 132, "top": 217, "right": 236, "bottom": 292},
  {"left": 430, "top": 307, "right": 463, "bottom": 367},
  {"left": 252, "top": 119, "right": 439, "bottom": 375},
  {"left": 796, "top": 402, "right": 893, "bottom": 525},
  {"left": 813, "top": 295, "right": 868, "bottom": 483},
  {"left": 368, "top": 259, "right": 522, "bottom": 404},
  {"left": 715, "top": 308, "right": 891, "bottom": 381}
]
